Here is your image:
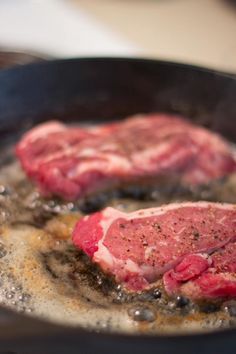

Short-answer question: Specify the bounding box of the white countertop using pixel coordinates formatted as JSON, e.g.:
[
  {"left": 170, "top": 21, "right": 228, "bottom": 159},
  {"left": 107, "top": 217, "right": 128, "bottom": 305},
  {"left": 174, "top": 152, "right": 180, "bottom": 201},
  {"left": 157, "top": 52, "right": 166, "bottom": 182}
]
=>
[
  {"left": 0, "top": 0, "right": 138, "bottom": 57},
  {"left": 0, "top": 0, "right": 235, "bottom": 72}
]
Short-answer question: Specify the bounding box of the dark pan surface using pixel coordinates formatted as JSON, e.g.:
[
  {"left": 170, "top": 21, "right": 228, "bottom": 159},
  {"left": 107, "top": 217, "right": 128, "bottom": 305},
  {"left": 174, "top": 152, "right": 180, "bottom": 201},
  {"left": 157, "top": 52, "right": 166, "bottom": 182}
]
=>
[{"left": 0, "top": 57, "right": 235, "bottom": 354}]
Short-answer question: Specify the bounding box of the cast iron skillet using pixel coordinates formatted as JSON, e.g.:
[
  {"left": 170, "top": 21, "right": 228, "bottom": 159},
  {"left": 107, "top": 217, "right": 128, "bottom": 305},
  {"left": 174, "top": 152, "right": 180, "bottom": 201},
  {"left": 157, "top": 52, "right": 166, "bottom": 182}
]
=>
[{"left": 0, "top": 58, "right": 235, "bottom": 354}]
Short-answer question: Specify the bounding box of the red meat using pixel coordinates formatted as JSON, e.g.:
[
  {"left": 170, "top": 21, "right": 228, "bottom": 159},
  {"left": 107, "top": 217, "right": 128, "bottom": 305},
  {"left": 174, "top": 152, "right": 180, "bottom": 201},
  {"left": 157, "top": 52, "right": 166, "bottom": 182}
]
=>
[
  {"left": 16, "top": 114, "right": 236, "bottom": 200},
  {"left": 72, "top": 202, "right": 236, "bottom": 298},
  {"left": 164, "top": 241, "right": 236, "bottom": 299}
]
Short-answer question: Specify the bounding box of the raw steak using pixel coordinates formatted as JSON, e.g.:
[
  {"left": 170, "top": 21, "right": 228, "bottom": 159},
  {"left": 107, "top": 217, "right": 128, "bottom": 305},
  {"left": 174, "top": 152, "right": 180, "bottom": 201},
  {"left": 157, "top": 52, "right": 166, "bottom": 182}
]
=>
[
  {"left": 163, "top": 242, "right": 236, "bottom": 299},
  {"left": 16, "top": 114, "right": 236, "bottom": 200},
  {"left": 72, "top": 202, "right": 236, "bottom": 299}
]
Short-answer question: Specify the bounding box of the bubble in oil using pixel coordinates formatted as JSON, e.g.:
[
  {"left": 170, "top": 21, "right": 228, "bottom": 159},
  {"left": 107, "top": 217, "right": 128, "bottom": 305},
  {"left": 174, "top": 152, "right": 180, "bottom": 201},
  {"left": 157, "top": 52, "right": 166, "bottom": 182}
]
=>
[
  {"left": 43, "top": 200, "right": 75, "bottom": 215},
  {"left": 25, "top": 307, "right": 33, "bottom": 313},
  {"left": 222, "top": 301, "right": 236, "bottom": 317},
  {"left": 15, "top": 285, "right": 22, "bottom": 292},
  {"left": 54, "top": 205, "right": 62, "bottom": 213},
  {"left": 168, "top": 301, "right": 176, "bottom": 310},
  {"left": 18, "top": 293, "right": 31, "bottom": 302},
  {"left": 67, "top": 202, "right": 74, "bottom": 211},
  {"left": 25, "top": 191, "right": 41, "bottom": 209},
  {"left": 175, "top": 296, "right": 189, "bottom": 308},
  {"left": 96, "top": 275, "right": 103, "bottom": 286},
  {"left": 128, "top": 306, "right": 156, "bottom": 322},
  {"left": 113, "top": 290, "right": 130, "bottom": 304},
  {"left": 136, "top": 288, "right": 162, "bottom": 302},
  {"left": 5, "top": 291, "right": 15, "bottom": 299},
  {"left": 0, "top": 185, "right": 11, "bottom": 196},
  {"left": 0, "top": 243, "right": 7, "bottom": 258},
  {"left": 153, "top": 289, "right": 162, "bottom": 299}
]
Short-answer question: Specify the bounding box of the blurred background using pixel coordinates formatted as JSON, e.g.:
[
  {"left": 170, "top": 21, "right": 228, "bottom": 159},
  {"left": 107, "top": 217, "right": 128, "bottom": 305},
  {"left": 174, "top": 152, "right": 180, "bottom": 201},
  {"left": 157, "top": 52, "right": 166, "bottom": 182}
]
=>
[{"left": 0, "top": 0, "right": 235, "bottom": 72}]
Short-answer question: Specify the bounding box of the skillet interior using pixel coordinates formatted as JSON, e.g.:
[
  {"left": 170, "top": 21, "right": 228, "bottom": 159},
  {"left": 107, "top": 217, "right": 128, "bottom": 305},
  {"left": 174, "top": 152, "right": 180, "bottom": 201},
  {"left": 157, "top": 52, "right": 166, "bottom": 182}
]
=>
[{"left": 0, "top": 58, "right": 235, "bottom": 354}]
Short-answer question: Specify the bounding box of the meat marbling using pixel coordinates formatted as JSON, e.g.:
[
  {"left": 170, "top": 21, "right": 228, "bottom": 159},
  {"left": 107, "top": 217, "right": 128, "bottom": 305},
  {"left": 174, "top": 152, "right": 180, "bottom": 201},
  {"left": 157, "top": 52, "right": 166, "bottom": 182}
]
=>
[
  {"left": 72, "top": 202, "right": 236, "bottom": 299},
  {"left": 16, "top": 114, "right": 236, "bottom": 200}
]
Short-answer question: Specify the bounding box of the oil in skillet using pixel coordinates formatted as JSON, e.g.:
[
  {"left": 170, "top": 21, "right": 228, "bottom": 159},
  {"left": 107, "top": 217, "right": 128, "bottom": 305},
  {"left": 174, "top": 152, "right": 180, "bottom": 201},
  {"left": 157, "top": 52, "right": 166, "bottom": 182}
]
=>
[{"left": 0, "top": 146, "right": 235, "bottom": 333}]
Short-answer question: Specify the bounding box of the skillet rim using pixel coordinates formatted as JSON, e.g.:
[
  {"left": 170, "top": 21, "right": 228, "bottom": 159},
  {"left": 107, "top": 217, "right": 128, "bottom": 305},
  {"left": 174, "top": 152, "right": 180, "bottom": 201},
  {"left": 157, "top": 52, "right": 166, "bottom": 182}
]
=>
[
  {"left": 0, "top": 56, "right": 235, "bottom": 348},
  {"left": 0, "top": 55, "right": 235, "bottom": 77}
]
